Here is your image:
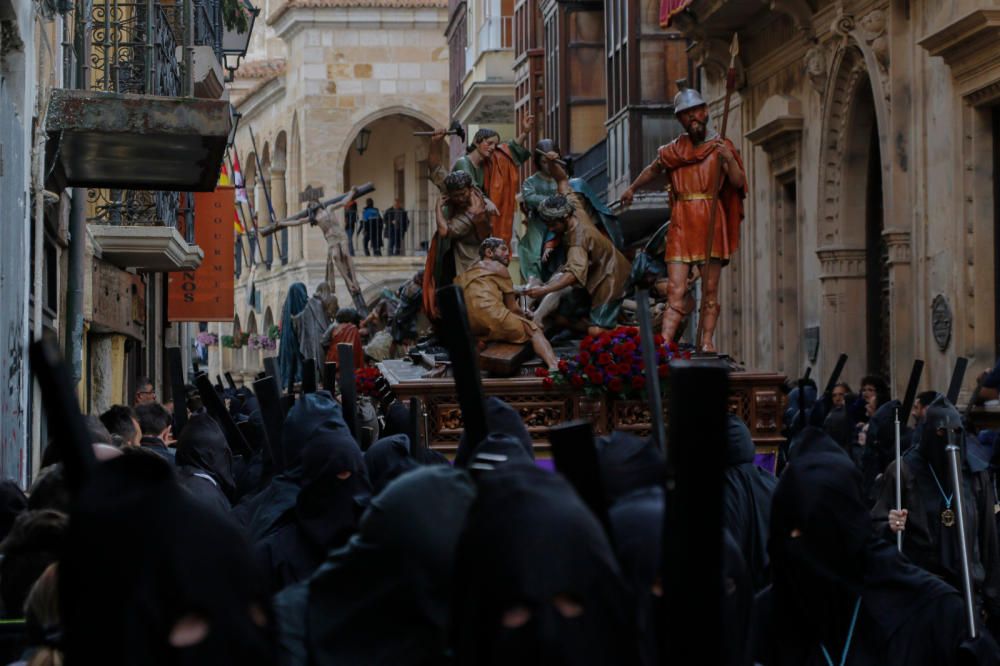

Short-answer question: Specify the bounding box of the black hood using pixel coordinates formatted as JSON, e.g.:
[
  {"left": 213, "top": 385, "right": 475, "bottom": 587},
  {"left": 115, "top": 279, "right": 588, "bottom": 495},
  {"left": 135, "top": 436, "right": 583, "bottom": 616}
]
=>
[
  {"left": 294, "top": 416, "right": 370, "bottom": 552},
  {"left": 768, "top": 450, "right": 869, "bottom": 640},
  {"left": 725, "top": 414, "right": 755, "bottom": 466},
  {"left": 452, "top": 465, "right": 635, "bottom": 665},
  {"left": 176, "top": 414, "right": 236, "bottom": 498},
  {"left": 456, "top": 398, "right": 534, "bottom": 466},
  {"left": 363, "top": 434, "right": 415, "bottom": 495},
  {"left": 788, "top": 426, "right": 850, "bottom": 463},
  {"left": 61, "top": 453, "right": 277, "bottom": 665},
  {"left": 917, "top": 397, "right": 972, "bottom": 474},
  {"left": 596, "top": 431, "right": 664, "bottom": 502},
  {"left": 280, "top": 391, "right": 346, "bottom": 475},
  {"left": 304, "top": 466, "right": 476, "bottom": 665}
]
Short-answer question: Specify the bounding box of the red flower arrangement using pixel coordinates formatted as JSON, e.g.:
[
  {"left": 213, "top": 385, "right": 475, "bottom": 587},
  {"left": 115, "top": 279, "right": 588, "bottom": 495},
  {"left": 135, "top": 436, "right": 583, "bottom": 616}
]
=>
[
  {"left": 355, "top": 366, "right": 382, "bottom": 398},
  {"left": 541, "top": 326, "right": 689, "bottom": 398}
]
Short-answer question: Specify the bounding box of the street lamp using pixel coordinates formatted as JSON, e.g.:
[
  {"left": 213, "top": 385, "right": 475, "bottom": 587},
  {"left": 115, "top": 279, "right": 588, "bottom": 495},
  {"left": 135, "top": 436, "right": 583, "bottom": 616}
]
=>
[
  {"left": 222, "top": 0, "right": 260, "bottom": 83},
  {"left": 355, "top": 128, "right": 372, "bottom": 156}
]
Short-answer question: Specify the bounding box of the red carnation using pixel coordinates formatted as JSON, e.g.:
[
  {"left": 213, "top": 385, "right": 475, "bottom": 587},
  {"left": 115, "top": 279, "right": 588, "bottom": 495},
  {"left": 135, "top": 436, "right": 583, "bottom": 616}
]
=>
[
  {"left": 578, "top": 351, "right": 591, "bottom": 364},
  {"left": 658, "top": 364, "right": 669, "bottom": 378},
  {"left": 683, "top": 351, "right": 692, "bottom": 360},
  {"left": 608, "top": 377, "right": 623, "bottom": 392},
  {"left": 542, "top": 377, "right": 554, "bottom": 389},
  {"left": 669, "top": 341, "right": 679, "bottom": 352},
  {"left": 535, "top": 367, "right": 549, "bottom": 377},
  {"left": 584, "top": 364, "right": 598, "bottom": 376},
  {"left": 631, "top": 376, "right": 645, "bottom": 390},
  {"left": 597, "top": 353, "right": 613, "bottom": 366},
  {"left": 570, "top": 375, "right": 585, "bottom": 388},
  {"left": 558, "top": 359, "right": 569, "bottom": 372},
  {"left": 613, "top": 344, "right": 626, "bottom": 357},
  {"left": 581, "top": 335, "right": 593, "bottom": 349},
  {"left": 654, "top": 334, "right": 665, "bottom": 345},
  {"left": 623, "top": 341, "right": 636, "bottom": 353}
]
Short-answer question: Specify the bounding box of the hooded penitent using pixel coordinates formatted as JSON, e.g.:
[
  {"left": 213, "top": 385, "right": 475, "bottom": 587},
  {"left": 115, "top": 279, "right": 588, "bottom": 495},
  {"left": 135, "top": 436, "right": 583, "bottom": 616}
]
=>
[
  {"left": 280, "top": 466, "right": 477, "bottom": 665},
  {"left": 607, "top": 485, "right": 663, "bottom": 666},
  {"left": 175, "top": 414, "right": 236, "bottom": 513},
  {"left": 723, "top": 414, "right": 777, "bottom": 593},
  {"left": 363, "top": 434, "right": 416, "bottom": 495},
  {"left": 872, "top": 396, "right": 1000, "bottom": 616},
  {"left": 756, "top": 449, "right": 997, "bottom": 665},
  {"left": 232, "top": 391, "right": 352, "bottom": 542},
  {"left": 278, "top": 283, "right": 310, "bottom": 391},
  {"left": 595, "top": 431, "right": 665, "bottom": 503},
  {"left": 455, "top": 397, "right": 534, "bottom": 467},
  {"left": 255, "top": 410, "right": 369, "bottom": 593},
  {"left": 60, "top": 453, "right": 277, "bottom": 665},
  {"left": 451, "top": 465, "right": 635, "bottom": 665}
]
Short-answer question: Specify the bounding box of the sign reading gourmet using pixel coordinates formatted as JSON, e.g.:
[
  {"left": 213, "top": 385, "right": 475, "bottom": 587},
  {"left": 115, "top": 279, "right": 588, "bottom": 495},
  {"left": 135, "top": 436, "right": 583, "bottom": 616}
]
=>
[{"left": 168, "top": 187, "right": 235, "bottom": 321}]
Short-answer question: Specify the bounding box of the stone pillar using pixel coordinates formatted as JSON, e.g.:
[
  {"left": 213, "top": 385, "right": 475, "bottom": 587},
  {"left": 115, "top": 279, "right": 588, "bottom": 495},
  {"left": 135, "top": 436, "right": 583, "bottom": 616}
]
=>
[
  {"left": 883, "top": 229, "right": 912, "bottom": 396},
  {"left": 817, "top": 248, "right": 868, "bottom": 384},
  {"left": 271, "top": 168, "right": 288, "bottom": 264}
]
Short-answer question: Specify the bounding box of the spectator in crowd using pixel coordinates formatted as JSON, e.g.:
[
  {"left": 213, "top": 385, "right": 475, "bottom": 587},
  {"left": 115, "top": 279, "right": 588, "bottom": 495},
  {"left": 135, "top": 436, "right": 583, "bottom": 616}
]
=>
[
  {"left": 133, "top": 376, "right": 156, "bottom": 406},
  {"left": 384, "top": 199, "right": 410, "bottom": 256},
  {"left": 100, "top": 405, "right": 141, "bottom": 448},
  {"left": 361, "top": 199, "right": 383, "bottom": 257},
  {"left": 134, "top": 403, "right": 175, "bottom": 461}
]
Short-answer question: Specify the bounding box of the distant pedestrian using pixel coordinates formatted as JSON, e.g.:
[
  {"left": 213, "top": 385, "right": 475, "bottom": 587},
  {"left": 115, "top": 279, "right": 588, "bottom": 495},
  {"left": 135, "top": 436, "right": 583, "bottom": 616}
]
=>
[
  {"left": 384, "top": 199, "right": 410, "bottom": 256},
  {"left": 345, "top": 200, "right": 358, "bottom": 257},
  {"left": 361, "top": 199, "right": 383, "bottom": 257}
]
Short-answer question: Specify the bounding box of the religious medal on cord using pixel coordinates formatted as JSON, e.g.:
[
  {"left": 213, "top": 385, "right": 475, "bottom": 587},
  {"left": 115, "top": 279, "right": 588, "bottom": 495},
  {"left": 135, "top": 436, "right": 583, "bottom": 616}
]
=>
[{"left": 928, "top": 464, "right": 956, "bottom": 528}]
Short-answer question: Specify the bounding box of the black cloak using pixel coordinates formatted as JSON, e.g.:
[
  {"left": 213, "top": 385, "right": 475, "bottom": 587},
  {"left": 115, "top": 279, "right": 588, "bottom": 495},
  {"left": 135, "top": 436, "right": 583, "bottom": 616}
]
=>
[
  {"left": 254, "top": 414, "right": 369, "bottom": 593},
  {"left": 754, "top": 450, "right": 999, "bottom": 665},
  {"left": 723, "top": 414, "right": 777, "bottom": 593},
  {"left": 232, "top": 391, "right": 348, "bottom": 542},
  {"left": 451, "top": 464, "right": 636, "bottom": 665}
]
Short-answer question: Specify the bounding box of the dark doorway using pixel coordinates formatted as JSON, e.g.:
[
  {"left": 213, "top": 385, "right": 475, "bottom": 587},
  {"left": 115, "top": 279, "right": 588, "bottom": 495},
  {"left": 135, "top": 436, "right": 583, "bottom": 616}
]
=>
[{"left": 865, "top": 106, "right": 889, "bottom": 379}]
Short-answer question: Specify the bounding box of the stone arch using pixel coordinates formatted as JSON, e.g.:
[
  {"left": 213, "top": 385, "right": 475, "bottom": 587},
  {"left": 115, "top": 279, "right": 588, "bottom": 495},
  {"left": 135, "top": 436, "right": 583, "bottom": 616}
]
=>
[
  {"left": 817, "top": 42, "right": 890, "bottom": 247},
  {"left": 246, "top": 310, "right": 260, "bottom": 373},
  {"left": 244, "top": 153, "right": 257, "bottom": 191},
  {"left": 336, "top": 105, "right": 444, "bottom": 168},
  {"left": 273, "top": 132, "right": 287, "bottom": 172},
  {"left": 816, "top": 42, "right": 891, "bottom": 381}
]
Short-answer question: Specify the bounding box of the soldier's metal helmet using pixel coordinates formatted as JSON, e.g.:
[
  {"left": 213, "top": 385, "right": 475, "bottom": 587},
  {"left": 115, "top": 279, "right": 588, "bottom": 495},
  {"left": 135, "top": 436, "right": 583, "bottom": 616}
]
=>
[{"left": 673, "top": 79, "right": 707, "bottom": 115}]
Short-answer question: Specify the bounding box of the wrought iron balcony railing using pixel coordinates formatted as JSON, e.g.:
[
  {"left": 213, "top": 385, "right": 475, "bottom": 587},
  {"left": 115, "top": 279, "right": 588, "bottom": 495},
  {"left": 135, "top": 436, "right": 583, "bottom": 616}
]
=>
[
  {"left": 86, "top": 0, "right": 181, "bottom": 96},
  {"left": 86, "top": 189, "right": 182, "bottom": 227}
]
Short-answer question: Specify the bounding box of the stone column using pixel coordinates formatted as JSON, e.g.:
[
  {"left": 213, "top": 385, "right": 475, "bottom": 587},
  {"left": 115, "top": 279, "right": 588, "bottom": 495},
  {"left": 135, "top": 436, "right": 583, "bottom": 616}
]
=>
[
  {"left": 817, "top": 248, "right": 868, "bottom": 384},
  {"left": 271, "top": 167, "right": 287, "bottom": 264},
  {"left": 883, "top": 229, "right": 912, "bottom": 396}
]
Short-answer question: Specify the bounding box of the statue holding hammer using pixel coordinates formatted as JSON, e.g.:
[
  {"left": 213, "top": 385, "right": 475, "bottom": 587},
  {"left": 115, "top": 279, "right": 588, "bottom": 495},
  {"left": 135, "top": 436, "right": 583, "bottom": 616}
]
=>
[{"left": 620, "top": 75, "right": 746, "bottom": 353}]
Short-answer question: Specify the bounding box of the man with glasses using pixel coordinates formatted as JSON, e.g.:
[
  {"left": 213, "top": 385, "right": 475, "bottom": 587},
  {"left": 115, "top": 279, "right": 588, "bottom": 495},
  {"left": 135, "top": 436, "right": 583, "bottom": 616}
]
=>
[{"left": 134, "top": 377, "right": 156, "bottom": 407}]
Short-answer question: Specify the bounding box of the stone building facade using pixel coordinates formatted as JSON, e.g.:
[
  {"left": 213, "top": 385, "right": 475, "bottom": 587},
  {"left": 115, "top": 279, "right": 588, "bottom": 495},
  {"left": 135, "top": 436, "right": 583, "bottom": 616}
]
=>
[
  {"left": 209, "top": 0, "right": 451, "bottom": 382},
  {"left": 670, "top": 0, "right": 1000, "bottom": 399}
]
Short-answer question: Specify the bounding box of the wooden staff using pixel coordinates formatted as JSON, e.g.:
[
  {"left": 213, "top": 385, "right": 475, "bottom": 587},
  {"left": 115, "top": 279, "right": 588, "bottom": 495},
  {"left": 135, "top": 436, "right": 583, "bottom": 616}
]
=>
[
  {"left": 324, "top": 361, "right": 338, "bottom": 394},
  {"left": 302, "top": 359, "right": 317, "bottom": 394},
  {"left": 251, "top": 374, "right": 282, "bottom": 469},
  {"left": 550, "top": 420, "right": 613, "bottom": 541},
  {"left": 195, "top": 374, "right": 252, "bottom": 458},
  {"left": 695, "top": 33, "right": 739, "bottom": 351},
  {"left": 337, "top": 344, "right": 360, "bottom": 441},
  {"left": 661, "top": 359, "right": 729, "bottom": 663},
  {"left": 437, "top": 285, "right": 489, "bottom": 467},
  {"left": 29, "top": 339, "right": 97, "bottom": 496}
]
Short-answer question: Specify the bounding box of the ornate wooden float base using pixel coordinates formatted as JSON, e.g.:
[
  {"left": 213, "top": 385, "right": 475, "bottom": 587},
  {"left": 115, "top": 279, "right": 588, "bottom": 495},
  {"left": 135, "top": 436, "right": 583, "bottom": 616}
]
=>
[{"left": 378, "top": 360, "right": 786, "bottom": 473}]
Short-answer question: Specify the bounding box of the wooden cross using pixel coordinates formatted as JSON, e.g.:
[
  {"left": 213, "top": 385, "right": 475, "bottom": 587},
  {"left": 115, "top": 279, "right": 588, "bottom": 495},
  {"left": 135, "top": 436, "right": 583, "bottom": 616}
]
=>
[{"left": 299, "top": 184, "right": 325, "bottom": 204}]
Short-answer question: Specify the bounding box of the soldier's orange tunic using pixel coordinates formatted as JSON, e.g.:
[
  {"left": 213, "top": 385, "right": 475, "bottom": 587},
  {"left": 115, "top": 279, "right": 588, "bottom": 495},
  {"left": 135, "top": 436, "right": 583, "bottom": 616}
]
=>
[{"left": 656, "top": 134, "right": 746, "bottom": 265}]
